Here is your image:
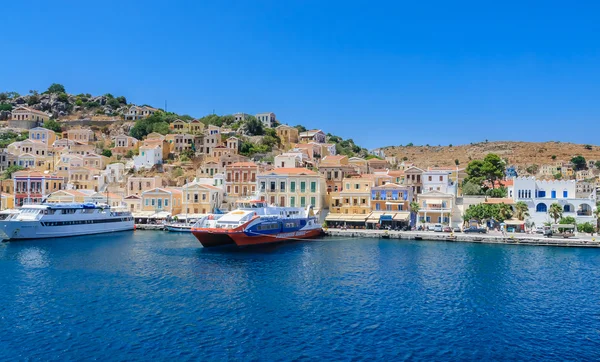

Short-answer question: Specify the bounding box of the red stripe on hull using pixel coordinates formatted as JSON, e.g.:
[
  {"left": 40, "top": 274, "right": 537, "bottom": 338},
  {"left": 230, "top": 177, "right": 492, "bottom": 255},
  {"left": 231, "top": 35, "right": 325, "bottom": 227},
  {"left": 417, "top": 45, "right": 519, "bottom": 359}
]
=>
[{"left": 231, "top": 228, "right": 322, "bottom": 247}]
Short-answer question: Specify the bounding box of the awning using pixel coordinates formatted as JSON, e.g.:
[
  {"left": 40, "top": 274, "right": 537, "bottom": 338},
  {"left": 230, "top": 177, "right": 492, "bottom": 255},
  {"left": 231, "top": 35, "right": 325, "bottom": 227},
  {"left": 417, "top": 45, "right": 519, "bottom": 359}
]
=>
[
  {"left": 173, "top": 213, "right": 207, "bottom": 220},
  {"left": 393, "top": 212, "right": 410, "bottom": 221},
  {"left": 133, "top": 211, "right": 155, "bottom": 218},
  {"left": 504, "top": 219, "right": 525, "bottom": 226},
  {"left": 380, "top": 215, "right": 393, "bottom": 221},
  {"left": 150, "top": 211, "right": 171, "bottom": 219},
  {"left": 367, "top": 211, "right": 385, "bottom": 221},
  {"left": 325, "top": 213, "right": 345, "bottom": 221}
]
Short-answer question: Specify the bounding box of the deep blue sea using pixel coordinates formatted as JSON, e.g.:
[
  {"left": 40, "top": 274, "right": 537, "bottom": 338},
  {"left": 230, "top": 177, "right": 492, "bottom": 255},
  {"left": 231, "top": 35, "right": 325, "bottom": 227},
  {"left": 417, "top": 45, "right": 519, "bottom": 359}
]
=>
[{"left": 1, "top": 231, "right": 600, "bottom": 361}]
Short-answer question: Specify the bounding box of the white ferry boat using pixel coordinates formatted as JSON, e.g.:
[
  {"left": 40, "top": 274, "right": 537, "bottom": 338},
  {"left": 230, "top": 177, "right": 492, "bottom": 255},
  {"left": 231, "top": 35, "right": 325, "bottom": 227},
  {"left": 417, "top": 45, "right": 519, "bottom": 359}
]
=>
[{"left": 0, "top": 203, "right": 134, "bottom": 241}]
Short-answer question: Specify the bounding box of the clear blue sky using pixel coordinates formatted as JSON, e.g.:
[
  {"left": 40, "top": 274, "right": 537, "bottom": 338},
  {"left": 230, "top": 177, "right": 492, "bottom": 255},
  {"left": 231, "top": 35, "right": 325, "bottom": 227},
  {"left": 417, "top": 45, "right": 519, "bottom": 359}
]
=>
[{"left": 2, "top": 1, "right": 600, "bottom": 149}]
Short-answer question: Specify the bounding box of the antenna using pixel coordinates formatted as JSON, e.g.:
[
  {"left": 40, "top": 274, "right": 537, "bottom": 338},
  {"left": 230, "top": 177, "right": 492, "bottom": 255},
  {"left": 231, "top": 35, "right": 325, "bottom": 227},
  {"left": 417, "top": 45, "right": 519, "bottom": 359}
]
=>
[{"left": 165, "top": 100, "right": 167, "bottom": 113}]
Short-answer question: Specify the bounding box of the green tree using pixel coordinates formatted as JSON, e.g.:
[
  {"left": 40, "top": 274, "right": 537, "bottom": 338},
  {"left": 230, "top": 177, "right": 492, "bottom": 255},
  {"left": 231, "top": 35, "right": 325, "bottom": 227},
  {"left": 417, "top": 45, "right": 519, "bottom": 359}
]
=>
[
  {"left": 487, "top": 187, "right": 507, "bottom": 198},
  {"left": 571, "top": 155, "right": 586, "bottom": 170},
  {"left": 553, "top": 172, "right": 563, "bottom": 180},
  {"left": 595, "top": 161, "right": 600, "bottom": 169},
  {"left": 548, "top": 203, "right": 563, "bottom": 224},
  {"left": 27, "top": 93, "right": 40, "bottom": 105},
  {"left": 116, "top": 96, "right": 127, "bottom": 104},
  {"left": 3, "top": 165, "right": 24, "bottom": 179},
  {"left": 107, "top": 98, "right": 120, "bottom": 109},
  {"left": 101, "top": 149, "right": 112, "bottom": 158},
  {"left": 0, "top": 103, "right": 12, "bottom": 112},
  {"left": 295, "top": 125, "right": 307, "bottom": 133},
  {"left": 47, "top": 83, "right": 66, "bottom": 94},
  {"left": 454, "top": 159, "right": 459, "bottom": 166},
  {"left": 551, "top": 155, "right": 557, "bottom": 160},
  {"left": 514, "top": 201, "right": 530, "bottom": 220},
  {"left": 584, "top": 144, "right": 593, "bottom": 150},
  {"left": 462, "top": 181, "right": 483, "bottom": 195},
  {"left": 497, "top": 203, "right": 513, "bottom": 222},
  {"left": 559, "top": 216, "right": 576, "bottom": 225},
  {"left": 577, "top": 222, "right": 595, "bottom": 233},
  {"left": 42, "top": 119, "right": 63, "bottom": 133},
  {"left": 125, "top": 150, "right": 134, "bottom": 159},
  {"left": 244, "top": 116, "right": 264, "bottom": 136}
]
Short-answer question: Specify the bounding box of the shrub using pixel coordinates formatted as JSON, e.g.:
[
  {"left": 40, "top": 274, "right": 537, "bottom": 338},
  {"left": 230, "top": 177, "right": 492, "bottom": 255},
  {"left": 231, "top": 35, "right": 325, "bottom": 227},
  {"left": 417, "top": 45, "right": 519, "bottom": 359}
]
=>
[
  {"left": 107, "top": 98, "right": 120, "bottom": 109},
  {"left": 57, "top": 92, "right": 69, "bottom": 103},
  {"left": 43, "top": 119, "right": 63, "bottom": 133},
  {"left": 584, "top": 144, "right": 593, "bottom": 150},
  {"left": 47, "top": 83, "right": 66, "bottom": 94},
  {"left": 101, "top": 149, "right": 112, "bottom": 158},
  {"left": 0, "top": 103, "right": 12, "bottom": 111},
  {"left": 75, "top": 99, "right": 83, "bottom": 106},
  {"left": 85, "top": 101, "right": 100, "bottom": 108}
]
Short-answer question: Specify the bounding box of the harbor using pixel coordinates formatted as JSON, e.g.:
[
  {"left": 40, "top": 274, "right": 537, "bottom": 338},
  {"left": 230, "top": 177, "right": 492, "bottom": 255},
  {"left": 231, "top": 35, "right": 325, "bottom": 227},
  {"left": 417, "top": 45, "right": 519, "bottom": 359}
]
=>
[{"left": 325, "top": 228, "right": 600, "bottom": 248}]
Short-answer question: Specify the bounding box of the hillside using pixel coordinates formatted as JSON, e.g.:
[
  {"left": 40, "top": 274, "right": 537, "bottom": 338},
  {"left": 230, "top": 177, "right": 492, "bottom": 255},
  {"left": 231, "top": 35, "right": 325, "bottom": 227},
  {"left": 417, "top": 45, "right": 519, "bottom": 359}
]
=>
[{"left": 383, "top": 141, "right": 600, "bottom": 170}]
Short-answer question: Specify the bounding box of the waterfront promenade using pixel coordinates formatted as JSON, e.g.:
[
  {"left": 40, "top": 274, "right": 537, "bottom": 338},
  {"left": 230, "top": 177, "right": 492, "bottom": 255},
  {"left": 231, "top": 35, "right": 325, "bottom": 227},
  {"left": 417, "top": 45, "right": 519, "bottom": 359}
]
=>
[{"left": 325, "top": 228, "right": 600, "bottom": 248}]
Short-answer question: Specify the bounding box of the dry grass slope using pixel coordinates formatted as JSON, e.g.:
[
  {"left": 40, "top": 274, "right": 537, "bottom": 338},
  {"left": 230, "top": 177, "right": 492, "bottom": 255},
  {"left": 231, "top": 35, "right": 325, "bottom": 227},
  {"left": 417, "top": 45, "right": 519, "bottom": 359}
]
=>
[{"left": 384, "top": 141, "right": 600, "bottom": 169}]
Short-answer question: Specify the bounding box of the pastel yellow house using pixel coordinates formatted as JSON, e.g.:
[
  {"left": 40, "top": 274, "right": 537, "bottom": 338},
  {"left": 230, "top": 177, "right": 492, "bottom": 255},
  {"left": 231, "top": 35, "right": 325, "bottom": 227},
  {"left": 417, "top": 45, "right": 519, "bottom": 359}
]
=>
[
  {"left": 141, "top": 188, "right": 183, "bottom": 216},
  {"left": 325, "top": 175, "right": 373, "bottom": 226},
  {"left": 182, "top": 182, "right": 223, "bottom": 214},
  {"left": 170, "top": 119, "right": 190, "bottom": 133},
  {"left": 46, "top": 189, "right": 91, "bottom": 203},
  {"left": 83, "top": 153, "right": 109, "bottom": 170},
  {"left": 29, "top": 127, "right": 57, "bottom": 145},
  {"left": 69, "top": 167, "right": 101, "bottom": 191},
  {"left": 1, "top": 194, "right": 15, "bottom": 210},
  {"left": 124, "top": 195, "right": 142, "bottom": 213},
  {"left": 127, "top": 176, "right": 163, "bottom": 196},
  {"left": 67, "top": 128, "right": 95, "bottom": 144},
  {"left": 189, "top": 119, "right": 205, "bottom": 135}
]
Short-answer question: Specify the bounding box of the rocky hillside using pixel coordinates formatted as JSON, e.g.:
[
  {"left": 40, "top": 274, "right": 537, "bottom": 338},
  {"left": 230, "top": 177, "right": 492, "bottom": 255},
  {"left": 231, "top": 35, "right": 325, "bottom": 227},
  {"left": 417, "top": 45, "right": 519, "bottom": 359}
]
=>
[
  {"left": 384, "top": 141, "right": 600, "bottom": 170},
  {"left": 0, "top": 86, "right": 130, "bottom": 121}
]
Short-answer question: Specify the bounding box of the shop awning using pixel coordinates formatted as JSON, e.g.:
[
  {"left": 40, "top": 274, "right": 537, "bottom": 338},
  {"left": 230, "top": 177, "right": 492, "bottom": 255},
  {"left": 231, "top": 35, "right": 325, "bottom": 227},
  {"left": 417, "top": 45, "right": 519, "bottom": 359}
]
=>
[
  {"left": 346, "top": 215, "right": 367, "bottom": 222},
  {"left": 367, "top": 211, "right": 385, "bottom": 221},
  {"left": 325, "top": 213, "right": 345, "bottom": 221},
  {"left": 150, "top": 211, "right": 171, "bottom": 219},
  {"left": 504, "top": 219, "right": 525, "bottom": 226},
  {"left": 393, "top": 212, "right": 410, "bottom": 221},
  {"left": 380, "top": 214, "right": 393, "bottom": 221},
  {"left": 133, "top": 211, "right": 155, "bottom": 218}
]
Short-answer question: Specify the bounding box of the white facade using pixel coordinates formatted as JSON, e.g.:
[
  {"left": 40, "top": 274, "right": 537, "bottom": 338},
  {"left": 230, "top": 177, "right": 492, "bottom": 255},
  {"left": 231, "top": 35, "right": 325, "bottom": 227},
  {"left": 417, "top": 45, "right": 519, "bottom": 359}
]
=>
[
  {"left": 422, "top": 170, "right": 456, "bottom": 195},
  {"left": 255, "top": 112, "right": 276, "bottom": 128},
  {"left": 133, "top": 146, "right": 162, "bottom": 170},
  {"left": 274, "top": 154, "right": 301, "bottom": 168},
  {"left": 511, "top": 177, "right": 596, "bottom": 226}
]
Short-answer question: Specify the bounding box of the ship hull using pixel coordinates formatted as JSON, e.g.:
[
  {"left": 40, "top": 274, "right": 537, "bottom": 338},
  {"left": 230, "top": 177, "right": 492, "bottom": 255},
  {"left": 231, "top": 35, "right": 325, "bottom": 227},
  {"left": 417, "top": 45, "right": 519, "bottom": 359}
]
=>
[
  {"left": 0, "top": 220, "right": 134, "bottom": 241},
  {"left": 191, "top": 229, "right": 238, "bottom": 247},
  {"left": 231, "top": 228, "right": 322, "bottom": 247}
]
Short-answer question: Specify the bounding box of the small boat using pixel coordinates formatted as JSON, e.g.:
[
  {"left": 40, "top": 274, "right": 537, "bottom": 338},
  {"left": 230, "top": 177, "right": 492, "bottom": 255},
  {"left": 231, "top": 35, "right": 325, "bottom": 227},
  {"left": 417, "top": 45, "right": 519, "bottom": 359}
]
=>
[{"left": 165, "top": 223, "right": 194, "bottom": 232}]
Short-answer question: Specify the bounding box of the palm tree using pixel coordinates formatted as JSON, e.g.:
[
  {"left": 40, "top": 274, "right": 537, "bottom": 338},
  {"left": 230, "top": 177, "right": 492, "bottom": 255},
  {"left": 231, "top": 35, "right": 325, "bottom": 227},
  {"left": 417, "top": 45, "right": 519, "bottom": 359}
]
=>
[
  {"left": 548, "top": 203, "right": 563, "bottom": 224},
  {"left": 410, "top": 201, "right": 420, "bottom": 226},
  {"left": 514, "top": 201, "right": 530, "bottom": 220},
  {"left": 497, "top": 203, "right": 513, "bottom": 221}
]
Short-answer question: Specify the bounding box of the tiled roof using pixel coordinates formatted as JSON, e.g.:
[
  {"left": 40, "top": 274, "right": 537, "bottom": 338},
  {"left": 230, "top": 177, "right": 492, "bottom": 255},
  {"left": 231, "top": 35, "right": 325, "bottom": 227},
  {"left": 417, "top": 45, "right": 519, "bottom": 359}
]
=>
[{"left": 260, "top": 168, "right": 318, "bottom": 176}]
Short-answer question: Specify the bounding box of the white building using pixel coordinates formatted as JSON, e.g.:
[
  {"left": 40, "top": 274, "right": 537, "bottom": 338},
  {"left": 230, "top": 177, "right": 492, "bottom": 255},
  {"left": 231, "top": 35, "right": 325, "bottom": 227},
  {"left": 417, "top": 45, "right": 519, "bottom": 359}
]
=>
[
  {"left": 133, "top": 145, "right": 162, "bottom": 170},
  {"left": 255, "top": 112, "right": 276, "bottom": 128},
  {"left": 274, "top": 153, "right": 302, "bottom": 168},
  {"left": 511, "top": 177, "right": 596, "bottom": 226},
  {"left": 422, "top": 170, "right": 457, "bottom": 195}
]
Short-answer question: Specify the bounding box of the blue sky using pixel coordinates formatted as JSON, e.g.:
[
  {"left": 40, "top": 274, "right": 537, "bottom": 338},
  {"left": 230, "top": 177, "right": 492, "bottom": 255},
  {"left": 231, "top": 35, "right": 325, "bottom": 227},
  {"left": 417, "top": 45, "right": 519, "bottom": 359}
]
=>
[{"left": 2, "top": 1, "right": 600, "bottom": 149}]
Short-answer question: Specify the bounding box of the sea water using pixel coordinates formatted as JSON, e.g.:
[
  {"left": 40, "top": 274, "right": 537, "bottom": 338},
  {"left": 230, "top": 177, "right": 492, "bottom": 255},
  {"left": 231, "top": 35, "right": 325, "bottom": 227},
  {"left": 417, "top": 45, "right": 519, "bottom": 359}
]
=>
[{"left": 1, "top": 231, "right": 599, "bottom": 360}]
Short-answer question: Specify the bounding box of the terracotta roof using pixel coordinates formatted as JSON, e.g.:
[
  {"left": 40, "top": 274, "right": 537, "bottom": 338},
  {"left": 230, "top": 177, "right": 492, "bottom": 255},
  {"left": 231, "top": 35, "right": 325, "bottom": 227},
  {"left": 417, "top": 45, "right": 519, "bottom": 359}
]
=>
[
  {"left": 261, "top": 168, "right": 318, "bottom": 176},
  {"left": 228, "top": 162, "right": 258, "bottom": 168}
]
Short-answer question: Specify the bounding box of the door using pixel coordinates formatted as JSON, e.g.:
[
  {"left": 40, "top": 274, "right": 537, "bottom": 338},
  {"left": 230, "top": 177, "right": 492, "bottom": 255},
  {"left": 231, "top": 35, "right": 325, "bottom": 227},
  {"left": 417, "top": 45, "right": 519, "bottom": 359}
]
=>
[{"left": 157, "top": 198, "right": 162, "bottom": 209}]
